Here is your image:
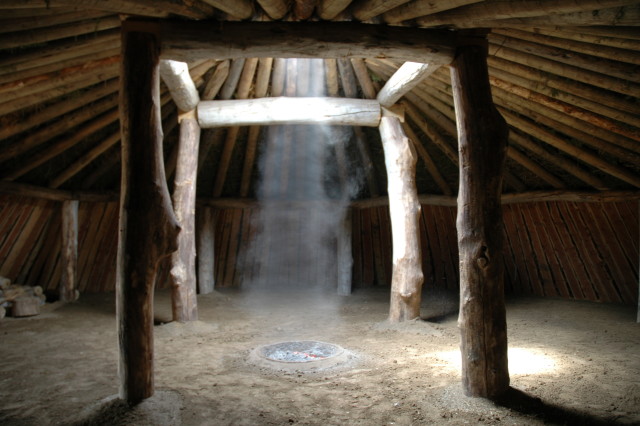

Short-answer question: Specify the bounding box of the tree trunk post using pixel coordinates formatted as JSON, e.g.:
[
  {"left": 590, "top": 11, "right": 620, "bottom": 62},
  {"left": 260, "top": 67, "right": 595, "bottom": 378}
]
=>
[
  {"left": 379, "top": 116, "right": 424, "bottom": 322},
  {"left": 117, "top": 23, "right": 180, "bottom": 404},
  {"left": 170, "top": 112, "right": 200, "bottom": 322},
  {"left": 197, "top": 206, "right": 216, "bottom": 294},
  {"left": 60, "top": 199, "right": 79, "bottom": 302},
  {"left": 450, "top": 42, "right": 510, "bottom": 398}
]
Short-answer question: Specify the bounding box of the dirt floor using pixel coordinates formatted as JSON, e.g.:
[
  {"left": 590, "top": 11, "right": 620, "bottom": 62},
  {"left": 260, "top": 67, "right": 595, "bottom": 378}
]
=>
[{"left": 0, "top": 286, "right": 639, "bottom": 425}]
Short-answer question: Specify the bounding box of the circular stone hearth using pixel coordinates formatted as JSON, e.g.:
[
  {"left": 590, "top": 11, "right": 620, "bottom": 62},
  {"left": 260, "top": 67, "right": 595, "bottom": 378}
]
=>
[{"left": 251, "top": 340, "right": 351, "bottom": 372}]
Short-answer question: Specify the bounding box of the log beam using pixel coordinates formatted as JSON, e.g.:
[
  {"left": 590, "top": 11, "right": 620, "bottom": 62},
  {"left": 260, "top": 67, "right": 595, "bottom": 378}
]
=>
[
  {"left": 170, "top": 112, "right": 200, "bottom": 322},
  {"left": 450, "top": 43, "right": 510, "bottom": 398},
  {"left": 160, "top": 21, "right": 455, "bottom": 64},
  {"left": 377, "top": 62, "right": 442, "bottom": 108},
  {"left": 60, "top": 200, "right": 79, "bottom": 302},
  {"left": 159, "top": 60, "right": 200, "bottom": 112},
  {"left": 379, "top": 116, "right": 423, "bottom": 322},
  {"left": 197, "top": 97, "right": 381, "bottom": 128},
  {"left": 117, "top": 24, "right": 180, "bottom": 404}
]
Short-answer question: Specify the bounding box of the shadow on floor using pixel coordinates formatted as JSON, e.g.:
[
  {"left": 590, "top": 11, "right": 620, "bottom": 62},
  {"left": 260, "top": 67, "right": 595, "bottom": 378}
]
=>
[{"left": 493, "top": 387, "right": 621, "bottom": 426}]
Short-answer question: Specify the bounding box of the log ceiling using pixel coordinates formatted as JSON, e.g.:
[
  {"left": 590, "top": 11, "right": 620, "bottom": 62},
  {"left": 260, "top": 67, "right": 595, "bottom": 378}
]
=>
[{"left": 0, "top": 0, "right": 639, "bottom": 203}]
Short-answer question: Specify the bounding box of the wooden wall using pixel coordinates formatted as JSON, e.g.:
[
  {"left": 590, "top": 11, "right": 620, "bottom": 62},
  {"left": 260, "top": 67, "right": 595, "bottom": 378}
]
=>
[{"left": 0, "top": 194, "right": 637, "bottom": 304}]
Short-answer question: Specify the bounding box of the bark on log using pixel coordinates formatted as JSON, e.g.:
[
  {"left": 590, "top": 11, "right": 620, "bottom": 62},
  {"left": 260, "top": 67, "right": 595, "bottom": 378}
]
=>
[
  {"left": 450, "top": 43, "right": 510, "bottom": 398},
  {"left": 159, "top": 60, "right": 200, "bottom": 112},
  {"left": 60, "top": 200, "right": 79, "bottom": 302},
  {"left": 198, "top": 97, "right": 381, "bottom": 128},
  {"left": 170, "top": 114, "right": 200, "bottom": 322},
  {"left": 117, "top": 24, "right": 180, "bottom": 404},
  {"left": 160, "top": 21, "right": 455, "bottom": 64},
  {"left": 197, "top": 207, "right": 215, "bottom": 294},
  {"left": 379, "top": 116, "right": 423, "bottom": 322}
]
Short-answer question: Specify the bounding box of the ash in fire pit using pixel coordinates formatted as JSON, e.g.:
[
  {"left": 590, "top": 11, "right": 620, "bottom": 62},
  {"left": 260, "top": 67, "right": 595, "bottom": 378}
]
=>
[
  {"left": 252, "top": 341, "right": 352, "bottom": 371},
  {"left": 260, "top": 341, "right": 342, "bottom": 363}
]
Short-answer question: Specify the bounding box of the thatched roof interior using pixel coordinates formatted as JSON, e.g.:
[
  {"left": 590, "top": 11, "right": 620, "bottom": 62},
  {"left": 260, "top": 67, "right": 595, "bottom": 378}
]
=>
[{"left": 0, "top": 0, "right": 638, "bottom": 202}]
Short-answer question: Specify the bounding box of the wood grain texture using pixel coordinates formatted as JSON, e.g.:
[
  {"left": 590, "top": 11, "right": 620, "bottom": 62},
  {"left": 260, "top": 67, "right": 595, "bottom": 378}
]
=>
[{"left": 451, "top": 43, "right": 510, "bottom": 398}]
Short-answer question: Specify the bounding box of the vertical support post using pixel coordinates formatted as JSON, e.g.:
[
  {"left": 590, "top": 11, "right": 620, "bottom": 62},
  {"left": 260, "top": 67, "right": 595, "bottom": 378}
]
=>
[
  {"left": 117, "top": 23, "right": 180, "bottom": 404},
  {"left": 379, "top": 116, "right": 423, "bottom": 322},
  {"left": 197, "top": 206, "right": 216, "bottom": 294},
  {"left": 170, "top": 112, "right": 201, "bottom": 322},
  {"left": 60, "top": 199, "right": 79, "bottom": 302},
  {"left": 450, "top": 42, "right": 510, "bottom": 398},
  {"left": 337, "top": 207, "right": 353, "bottom": 295}
]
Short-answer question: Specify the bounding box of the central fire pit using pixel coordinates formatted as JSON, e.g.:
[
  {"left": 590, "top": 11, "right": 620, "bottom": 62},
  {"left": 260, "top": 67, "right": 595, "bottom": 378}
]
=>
[
  {"left": 251, "top": 340, "right": 352, "bottom": 371},
  {"left": 260, "top": 340, "right": 342, "bottom": 362}
]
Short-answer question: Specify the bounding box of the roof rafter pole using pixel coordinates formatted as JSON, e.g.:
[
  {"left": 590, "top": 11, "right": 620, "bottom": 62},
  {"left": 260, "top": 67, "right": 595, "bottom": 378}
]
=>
[
  {"left": 379, "top": 115, "right": 423, "bottom": 322},
  {"left": 197, "top": 97, "right": 382, "bottom": 128},
  {"left": 450, "top": 42, "right": 510, "bottom": 398},
  {"left": 160, "top": 21, "right": 456, "bottom": 64},
  {"left": 415, "top": 0, "right": 639, "bottom": 27},
  {"left": 377, "top": 61, "right": 443, "bottom": 108},
  {"left": 117, "top": 21, "right": 180, "bottom": 404}
]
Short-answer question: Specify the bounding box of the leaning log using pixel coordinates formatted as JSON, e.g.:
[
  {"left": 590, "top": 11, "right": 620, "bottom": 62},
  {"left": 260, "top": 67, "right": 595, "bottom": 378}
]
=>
[
  {"left": 450, "top": 43, "right": 510, "bottom": 398},
  {"left": 117, "top": 23, "right": 180, "bottom": 404},
  {"left": 377, "top": 61, "right": 442, "bottom": 108},
  {"left": 170, "top": 112, "right": 200, "bottom": 322},
  {"left": 198, "top": 97, "right": 381, "bottom": 128},
  {"left": 379, "top": 116, "right": 423, "bottom": 322},
  {"left": 159, "top": 59, "right": 200, "bottom": 112},
  {"left": 60, "top": 200, "right": 79, "bottom": 302}
]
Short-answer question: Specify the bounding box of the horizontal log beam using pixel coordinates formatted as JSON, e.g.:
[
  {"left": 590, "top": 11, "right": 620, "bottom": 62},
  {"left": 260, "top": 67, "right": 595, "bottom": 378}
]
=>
[
  {"left": 0, "top": 181, "right": 117, "bottom": 202},
  {"left": 197, "top": 97, "right": 381, "bottom": 128},
  {"left": 351, "top": 190, "right": 640, "bottom": 208},
  {"left": 158, "top": 21, "right": 456, "bottom": 64},
  {"left": 2, "top": 182, "right": 637, "bottom": 207}
]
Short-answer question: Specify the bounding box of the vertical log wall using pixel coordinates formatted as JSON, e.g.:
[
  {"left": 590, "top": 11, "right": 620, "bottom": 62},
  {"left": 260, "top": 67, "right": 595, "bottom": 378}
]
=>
[{"left": 0, "top": 194, "right": 637, "bottom": 305}]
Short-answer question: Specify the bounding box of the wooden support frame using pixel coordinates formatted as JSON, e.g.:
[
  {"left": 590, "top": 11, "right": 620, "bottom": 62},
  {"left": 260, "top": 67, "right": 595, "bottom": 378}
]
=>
[
  {"left": 450, "top": 43, "right": 510, "bottom": 398},
  {"left": 117, "top": 24, "right": 180, "bottom": 404}
]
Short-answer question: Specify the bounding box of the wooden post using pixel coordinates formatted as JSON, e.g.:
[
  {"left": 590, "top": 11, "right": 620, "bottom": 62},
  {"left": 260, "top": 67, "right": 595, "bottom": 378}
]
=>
[
  {"left": 337, "top": 208, "right": 353, "bottom": 295},
  {"left": 379, "top": 116, "right": 423, "bottom": 322},
  {"left": 117, "top": 23, "right": 180, "bottom": 404},
  {"left": 60, "top": 199, "right": 79, "bottom": 302},
  {"left": 197, "top": 206, "right": 215, "bottom": 294},
  {"left": 450, "top": 42, "right": 510, "bottom": 398},
  {"left": 169, "top": 111, "right": 200, "bottom": 322}
]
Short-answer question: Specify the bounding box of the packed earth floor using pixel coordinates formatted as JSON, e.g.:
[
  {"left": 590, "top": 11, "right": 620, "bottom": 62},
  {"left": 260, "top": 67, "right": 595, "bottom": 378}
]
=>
[{"left": 0, "top": 286, "right": 638, "bottom": 425}]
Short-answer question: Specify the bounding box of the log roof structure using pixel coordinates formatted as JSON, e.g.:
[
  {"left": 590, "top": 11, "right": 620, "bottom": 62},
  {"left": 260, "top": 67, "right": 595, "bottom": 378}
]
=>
[
  {"left": 0, "top": 1, "right": 638, "bottom": 202},
  {"left": 0, "top": 0, "right": 639, "bottom": 420}
]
